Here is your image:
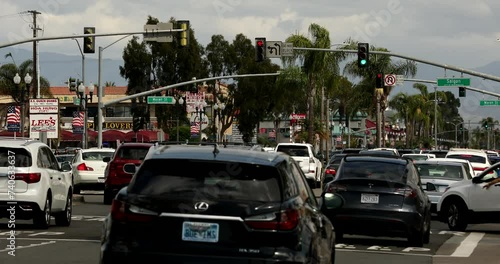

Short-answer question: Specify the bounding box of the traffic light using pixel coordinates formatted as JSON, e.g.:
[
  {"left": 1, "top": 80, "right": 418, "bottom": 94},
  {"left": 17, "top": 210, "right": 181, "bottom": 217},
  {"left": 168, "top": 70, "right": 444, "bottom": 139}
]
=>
[
  {"left": 132, "top": 116, "right": 142, "bottom": 132},
  {"left": 357, "top": 43, "right": 369, "bottom": 68},
  {"left": 376, "top": 73, "right": 383, "bottom": 88},
  {"left": 459, "top": 87, "right": 466, "bottom": 97},
  {"left": 83, "top": 27, "right": 95, "bottom": 53},
  {"left": 255, "top": 37, "right": 266, "bottom": 62},
  {"left": 68, "top": 77, "right": 77, "bottom": 92},
  {"left": 459, "top": 124, "right": 463, "bottom": 131},
  {"left": 178, "top": 20, "right": 190, "bottom": 47},
  {"left": 484, "top": 122, "right": 489, "bottom": 129}
]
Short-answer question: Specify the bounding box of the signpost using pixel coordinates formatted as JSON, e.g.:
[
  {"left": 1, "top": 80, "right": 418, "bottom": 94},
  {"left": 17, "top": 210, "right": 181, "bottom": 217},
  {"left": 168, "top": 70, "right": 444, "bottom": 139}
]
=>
[
  {"left": 265, "top": 41, "right": 293, "bottom": 58},
  {"left": 29, "top": 99, "right": 59, "bottom": 139},
  {"left": 437, "top": 78, "right": 470, "bottom": 87},
  {"left": 384, "top": 74, "right": 396, "bottom": 86},
  {"left": 480, "top": 100, "right": 500, "bottom": 106},
  {"left": 147, "top": 96, "right": 175, "bottom": 104}
]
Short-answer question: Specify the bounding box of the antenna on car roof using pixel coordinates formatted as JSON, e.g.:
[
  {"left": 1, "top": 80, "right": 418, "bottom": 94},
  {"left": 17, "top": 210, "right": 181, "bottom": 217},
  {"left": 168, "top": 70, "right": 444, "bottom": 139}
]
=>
[{"left": 213, "top": 144, "right": 220, "bottom": 158}]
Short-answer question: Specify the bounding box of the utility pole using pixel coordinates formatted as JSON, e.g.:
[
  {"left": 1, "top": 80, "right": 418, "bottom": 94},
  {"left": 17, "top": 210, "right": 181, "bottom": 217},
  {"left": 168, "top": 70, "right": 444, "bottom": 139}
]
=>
[{"left": 28, "top": 10, "right": 41, "bottom": 99}]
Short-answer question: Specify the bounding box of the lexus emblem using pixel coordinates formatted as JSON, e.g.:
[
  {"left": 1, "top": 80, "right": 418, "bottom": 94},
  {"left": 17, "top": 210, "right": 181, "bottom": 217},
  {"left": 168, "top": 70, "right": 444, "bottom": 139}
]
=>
[
  {"left": 368, "top": 183, "right": 374, "bottom": 189},
  {"left": 194, "top": 202, "right": 209, "bottom": 211}
]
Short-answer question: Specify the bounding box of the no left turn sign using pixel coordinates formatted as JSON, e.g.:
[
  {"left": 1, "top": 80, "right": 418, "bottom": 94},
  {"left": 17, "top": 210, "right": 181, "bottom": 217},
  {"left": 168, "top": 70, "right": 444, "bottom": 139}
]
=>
[{"left": 384, "top": 74, "right": 396, "bottom": 86}]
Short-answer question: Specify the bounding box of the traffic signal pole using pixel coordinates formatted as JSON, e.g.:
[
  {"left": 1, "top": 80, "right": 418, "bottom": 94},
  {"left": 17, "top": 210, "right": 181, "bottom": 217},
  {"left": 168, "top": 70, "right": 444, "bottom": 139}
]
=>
[{"left": 97, "top": 73, "right": 281, "bottom": 147}]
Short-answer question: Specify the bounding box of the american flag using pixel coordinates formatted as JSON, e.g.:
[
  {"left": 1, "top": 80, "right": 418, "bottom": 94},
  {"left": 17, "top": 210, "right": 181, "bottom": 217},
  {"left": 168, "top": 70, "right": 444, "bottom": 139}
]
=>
[
  {"left": 72, "top": 111, "right": 84, "bottom": 127},
  {"left": 7, "top": 105, "right": 20, "bottom": 124},
  {"left": 190, "top": 122, "right": 200, "bottom": 134}
]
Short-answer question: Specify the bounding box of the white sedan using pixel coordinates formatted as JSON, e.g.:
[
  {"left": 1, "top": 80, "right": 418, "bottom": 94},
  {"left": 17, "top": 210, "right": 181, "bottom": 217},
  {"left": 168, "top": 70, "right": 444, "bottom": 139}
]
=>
[{"left": 72, "top": 148, "right": 115, "bottom": 194}]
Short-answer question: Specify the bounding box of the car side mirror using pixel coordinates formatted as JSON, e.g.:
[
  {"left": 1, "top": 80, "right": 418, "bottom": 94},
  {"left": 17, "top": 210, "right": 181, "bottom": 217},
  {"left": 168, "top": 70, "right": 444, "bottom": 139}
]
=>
[
  {"left": 60, "top": 161, "right": 72, "bottom": 172},
  {"left": 472, "top": 176, "right": 482, "bottom": 184},
  {"left": 426, "top": 182, "right": 437, "bottom": 192},
  {"left": 123, "top": 163, "right": 136, "bottom": 174},
  {"left": 103, "top": 157, "right": 111, "bottom": 162},
  {"left": 322, "top": 193, "right": 343, "bottom": 210}
]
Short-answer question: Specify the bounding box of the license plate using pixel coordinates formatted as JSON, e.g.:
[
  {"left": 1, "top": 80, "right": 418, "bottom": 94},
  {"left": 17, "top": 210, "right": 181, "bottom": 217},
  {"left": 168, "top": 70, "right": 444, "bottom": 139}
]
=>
[
  {"left": 97, "top": 178, "right": 105, "bottom": 183},
  {"left": 361, "top": 193, "right": 379, "bottom": 204},
  {"left": 182, "top": 221, "right": 219, "bottom": 243}
]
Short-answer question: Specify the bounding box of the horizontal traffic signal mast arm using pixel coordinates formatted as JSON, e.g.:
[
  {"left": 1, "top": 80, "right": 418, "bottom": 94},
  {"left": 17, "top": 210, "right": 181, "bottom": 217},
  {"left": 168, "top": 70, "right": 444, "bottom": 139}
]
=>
[
  {"left": 403, "top": 78, "right": 500, "bottom": 98},
  {"left": 0, "top": 29, "right": 185, "bottom": 49},
  {"left": 292, "top": 47, "right": 500, "bottom": 83}
]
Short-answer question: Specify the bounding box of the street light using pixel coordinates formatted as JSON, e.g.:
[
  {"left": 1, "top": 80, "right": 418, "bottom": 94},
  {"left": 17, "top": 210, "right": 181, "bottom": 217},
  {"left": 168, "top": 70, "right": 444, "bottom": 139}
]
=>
[
  {"left": 213, "top": 102, "right": 226, "bottom": 142},
  {"left": 13, "top": 73, "right": 32, "bottom": 136},
  {"left": 195, "top": 101, "right": 207, "bottom": 141},
  {"left": 446, "top": 121, "right": 462, "bottom": 147},
  {"left": 172, "top": 96, "right": 184, "bottom": 142},
  {"left": 77, "top": 82, "right": 94, "bottom": 149}
]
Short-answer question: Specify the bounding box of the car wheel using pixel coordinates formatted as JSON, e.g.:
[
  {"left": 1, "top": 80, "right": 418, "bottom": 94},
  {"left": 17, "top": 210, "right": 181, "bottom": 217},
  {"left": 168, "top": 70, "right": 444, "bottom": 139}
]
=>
[
  {"left": 103, "top": 188, "right": 113, "bottom": 205},
  {"left": 74, "top": 184, "right": 81, "bottom": 194},
  {"left": 55, "top": 190, "right": 72, "bottom": 226},
  {"left": 335, "top": 229, "right": 344, "bottom": 243},
  {"left": 423, "top": 211, "right": 431, "bottom": 244},
  {"left": 33, "top": 194, "right": 51, "bottom": 229},
  {"left": 444, "top": 200, "right": 468, "bottom": 231},
  {"left": 408, "top": 229, "right": 424, "bottom": 247}
]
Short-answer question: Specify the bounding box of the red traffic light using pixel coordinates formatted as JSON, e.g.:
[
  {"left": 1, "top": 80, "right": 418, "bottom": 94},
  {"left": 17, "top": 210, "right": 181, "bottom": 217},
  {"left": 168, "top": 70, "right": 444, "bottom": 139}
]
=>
[
  {"left": 377, "top": 73, "right": 382, "bottom": 78},
  {"left": 257, "top": 40, "right": 264, "bottom": 47}
]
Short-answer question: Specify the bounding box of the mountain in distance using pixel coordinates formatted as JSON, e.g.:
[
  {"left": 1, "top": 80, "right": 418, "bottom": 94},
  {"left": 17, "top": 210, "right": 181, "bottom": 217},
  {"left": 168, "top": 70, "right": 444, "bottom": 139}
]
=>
[{"left": 1, "top": 48, "right": 499, "bottom": 125}]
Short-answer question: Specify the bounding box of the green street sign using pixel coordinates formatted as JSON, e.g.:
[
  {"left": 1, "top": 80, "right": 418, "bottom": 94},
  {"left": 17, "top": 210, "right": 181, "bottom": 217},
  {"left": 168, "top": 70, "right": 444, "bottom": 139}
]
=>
[
  {"left": 147, "top": 96, "right": 175, "bottom": 104},
  {"left": 437, "top": 78, "right": 470, "bottom": 87},
  {"left": 480, "top": 100, "right": 500, "bottom": 106},
  {"left": 73, "top": 97, "right": 80, "bottom": 105}
]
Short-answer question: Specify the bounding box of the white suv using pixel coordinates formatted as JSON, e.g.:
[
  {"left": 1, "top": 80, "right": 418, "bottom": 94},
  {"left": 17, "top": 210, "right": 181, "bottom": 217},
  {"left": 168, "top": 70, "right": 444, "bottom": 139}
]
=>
[
  {"left": 445, "top": 148, "right": 491, "bottom": 176},
  {"left": 0, "top": 138, "right": 73, "bottom": 228},
  {"left": 437, "top": 161, "right": 500, "bottom": 231},
  {"left": 275, "top": 143, "right": 323, "bottom": 187}
]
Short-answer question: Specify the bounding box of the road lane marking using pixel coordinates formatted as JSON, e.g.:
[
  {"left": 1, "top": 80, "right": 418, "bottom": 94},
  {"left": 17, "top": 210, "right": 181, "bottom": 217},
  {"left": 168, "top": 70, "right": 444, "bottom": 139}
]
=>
[
  {"left": 335, "top": 249, "right": 433, "bottom": 257},
  {"left": 0, "top": 241, "right": 56, "bottom": 252},
  {"left": 450, "top": 232, "right": 484, "bottom": 257}
]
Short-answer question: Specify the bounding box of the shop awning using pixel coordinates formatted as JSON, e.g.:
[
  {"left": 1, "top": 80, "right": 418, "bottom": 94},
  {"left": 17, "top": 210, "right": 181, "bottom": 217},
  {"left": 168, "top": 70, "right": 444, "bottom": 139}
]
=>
[
  {"left": 124, "top": 130, "right": 159, "bottom": 142},
  {"left": 102, "top": 130, "right": 126, "bottom": 142}
]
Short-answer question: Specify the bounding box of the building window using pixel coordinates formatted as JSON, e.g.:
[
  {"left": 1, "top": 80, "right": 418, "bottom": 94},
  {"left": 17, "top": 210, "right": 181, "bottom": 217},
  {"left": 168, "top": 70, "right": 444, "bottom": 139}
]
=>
[{"left": 107, "top": 106, "right": 131, "bottom": 117}]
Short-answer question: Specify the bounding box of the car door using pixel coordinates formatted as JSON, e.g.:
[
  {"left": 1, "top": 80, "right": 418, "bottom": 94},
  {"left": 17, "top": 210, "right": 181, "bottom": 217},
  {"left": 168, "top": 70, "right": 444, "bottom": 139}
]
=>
[
  {"left": 40, "top": 147, "right": 65, "bottom": 210},
  {"left": 468, "top": 164, "right": 500, "bottom": 211}
]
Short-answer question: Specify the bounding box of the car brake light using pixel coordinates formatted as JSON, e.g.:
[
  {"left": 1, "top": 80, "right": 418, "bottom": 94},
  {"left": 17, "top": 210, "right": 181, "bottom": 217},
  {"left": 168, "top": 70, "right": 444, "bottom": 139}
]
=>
[
  {"left": 111, "top": 200, "right": 157, "bottom": 222},
  {"left": 77, "top": 163, "right": 94, "bottom": 171},
  {"left": 244, "top": 209, "right": 299, "bottom": 231},
  {"left": 326, "top": 183, "right": 347, "bottom": 193},
  {"left": 14, "top": 173, "right": 41, "bottom": 184},
  {"left": 325, "top": 168, "right": 336, "bottom": 175},
  {"left": 395, "top": 187, "right": 417, "bottom": 198}
]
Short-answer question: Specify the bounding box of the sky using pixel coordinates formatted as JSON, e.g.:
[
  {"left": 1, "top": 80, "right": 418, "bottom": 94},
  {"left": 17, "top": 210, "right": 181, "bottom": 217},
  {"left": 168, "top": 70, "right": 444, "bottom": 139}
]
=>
[{"left": 1, "top": 0, "right": 500, "bottom": 68}]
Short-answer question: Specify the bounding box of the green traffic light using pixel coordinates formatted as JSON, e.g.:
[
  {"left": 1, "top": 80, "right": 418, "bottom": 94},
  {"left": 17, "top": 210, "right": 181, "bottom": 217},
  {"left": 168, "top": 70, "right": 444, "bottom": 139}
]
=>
[{"left": 360, "top": 60, "right": 367, "bottom": 65}]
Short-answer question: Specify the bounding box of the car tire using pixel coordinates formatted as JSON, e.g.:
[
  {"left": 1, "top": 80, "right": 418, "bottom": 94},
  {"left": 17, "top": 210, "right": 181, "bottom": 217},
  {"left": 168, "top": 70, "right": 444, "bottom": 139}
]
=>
[
  {"left": 103, "top": 188, "right": 113, "bottom": 205},
  {"left": 335, "top": 229, "right": 344, "bottom": 243},
  {"left": 444, "top": 200, "right": 468, "bottom": 231},
  {"left": 408, "top": 229, "right": 424, "bottom": 247},
  {"left": 74, "top": 184, "right": 81, "bottom": 194},
  {"left": 55, "top": 190, "right": 72, "bottom": 226},
  {"left": 423, "top": 212, "right": 431, "bottom": 244},
  {"left": 33, "top": 194, "right": 51, "bottom": 229}
]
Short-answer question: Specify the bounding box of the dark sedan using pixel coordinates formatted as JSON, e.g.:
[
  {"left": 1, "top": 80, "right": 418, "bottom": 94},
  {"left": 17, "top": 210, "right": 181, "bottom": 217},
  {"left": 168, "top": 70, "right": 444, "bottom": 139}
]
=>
[
  {"left": 101, "top": 145, "right": 339, "bottom": 263},
  {"left": 321, "top": 155, "right": 431, "bottom": 247}
]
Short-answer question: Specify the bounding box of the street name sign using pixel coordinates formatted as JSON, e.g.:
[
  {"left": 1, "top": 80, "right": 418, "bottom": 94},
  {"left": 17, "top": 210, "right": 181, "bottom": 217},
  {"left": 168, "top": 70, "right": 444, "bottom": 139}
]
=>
[
  {"left": 143, "top": 22, "right": 173, "bottom": 42},
  {"left": 480, "top": 100, "right": 500, "bottom": 106},
  {"left": 147, "top": 96, "right": 175, "bottom": 104},
  {"left": 281, "top": 42, "right": 294, "bottom": 57},
  {"left": 437, "top": 78, "right": 470, "bottom": 87}
]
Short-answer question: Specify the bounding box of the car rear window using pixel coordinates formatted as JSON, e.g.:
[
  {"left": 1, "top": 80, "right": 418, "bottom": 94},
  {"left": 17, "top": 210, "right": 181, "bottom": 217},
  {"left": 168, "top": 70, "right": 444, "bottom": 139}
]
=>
[
  {"left": 276, "top": 145, "right": 309, "bottom": 157},
  {"left": 56, "top": 155, "right": 74, "bottom": 163},
  {"left": 446, "top": 154, "right": 486, "bottom": 164},
  {"left": 0, "top": 147, "right": 32, "bottom": 167},
  {"left": 338, "top": 161, "right": 406, "bottom": 182},
  {"left": 129, "top": 159, "right": 282, "bottom": 202},
  {"left": 117, "top": 147, "right": 150, "bottom": 160},
  {"left": 414, "top": 163, "right": 464, "bottom": 179},
  {"left": 82, "top": 151, "right": 114, "bottom": 161}
]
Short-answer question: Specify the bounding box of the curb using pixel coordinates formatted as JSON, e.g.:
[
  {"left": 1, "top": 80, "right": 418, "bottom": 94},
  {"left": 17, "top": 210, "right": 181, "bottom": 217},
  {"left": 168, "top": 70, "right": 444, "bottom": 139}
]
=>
[{"left": 72, "top": 194, "right": 85, "bottom": 204}]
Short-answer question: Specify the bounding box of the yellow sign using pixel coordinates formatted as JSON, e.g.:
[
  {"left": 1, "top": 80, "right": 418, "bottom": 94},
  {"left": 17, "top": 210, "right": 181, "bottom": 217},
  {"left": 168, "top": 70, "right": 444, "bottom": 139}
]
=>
[
  {"left": 56, "top": 96, "right": 75, "bottom": 103},
  {"left": 87, "top": 122, "right": 132, "bottom": 130}
]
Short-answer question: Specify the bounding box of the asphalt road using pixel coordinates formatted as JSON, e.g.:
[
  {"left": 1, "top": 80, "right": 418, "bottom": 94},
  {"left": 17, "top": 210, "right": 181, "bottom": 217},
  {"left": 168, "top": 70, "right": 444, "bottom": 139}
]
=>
[{"left": 0, "top": 191, "right": 499, "bottom": 263}]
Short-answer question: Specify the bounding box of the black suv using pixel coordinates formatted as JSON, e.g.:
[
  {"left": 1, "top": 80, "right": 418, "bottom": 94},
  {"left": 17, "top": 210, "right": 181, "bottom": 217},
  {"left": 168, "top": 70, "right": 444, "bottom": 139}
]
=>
[{"left": 100, "top": 144, "right": 339, "bottom": 263}]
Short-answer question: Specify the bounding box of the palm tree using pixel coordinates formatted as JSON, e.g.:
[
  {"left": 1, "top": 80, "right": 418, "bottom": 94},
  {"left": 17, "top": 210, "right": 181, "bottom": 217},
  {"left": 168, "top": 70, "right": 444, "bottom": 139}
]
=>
[
  {"left": 104, "top": 81, "right": 116, "bottom": 87},
  {"left": 283, "top": 23, "right": 345, "bottom": 144},
  {"left": 0, "top": 59, "right": 52, "bottom": 103}
]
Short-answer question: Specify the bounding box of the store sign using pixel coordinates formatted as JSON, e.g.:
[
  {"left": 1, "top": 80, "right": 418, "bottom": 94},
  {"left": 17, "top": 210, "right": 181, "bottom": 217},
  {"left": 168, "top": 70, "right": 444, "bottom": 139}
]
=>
[
  {"left": 87, "top": 122, "right": 132, "bottom": 130},
  {"left": 29, "top": 99, "right": 59, "bottom": 113},
  {"left": 30, "top": 114, "right": 58, "bottom": 138}
]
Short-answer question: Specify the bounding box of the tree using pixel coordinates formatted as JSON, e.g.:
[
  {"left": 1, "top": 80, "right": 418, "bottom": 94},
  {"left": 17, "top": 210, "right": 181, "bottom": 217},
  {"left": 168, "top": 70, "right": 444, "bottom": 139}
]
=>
[
  {"left": 0, "top": 59, "right": 52, "bottom": 103},
  {"left": 104, "top": 81, "right": 116, "bottom": 87}
]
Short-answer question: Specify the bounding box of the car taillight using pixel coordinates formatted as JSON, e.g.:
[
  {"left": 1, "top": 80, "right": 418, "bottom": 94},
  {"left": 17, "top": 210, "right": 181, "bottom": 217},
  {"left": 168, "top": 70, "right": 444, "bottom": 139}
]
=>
[
  {"left": 244, "top": 209, "right": 299, "bottom": 231},
  {"left": 326, "top": 183, "right": 347, "bottom": 193},
  {"left": 15, "top": 173, "right": 41, "bottom": 184},
  {"left": 395, "top": 187, "right": 417, "bottom": 198},
  {"left": 473, "top": 167, "right": 494, "bottom": 174},
  {"left": 77, "top": 163, "right": 94, "bottom": 171},
  {"left": 325, "top": 168, "right": 336, "bottom": 175},
  {"left": 111, "top": 200, "right": 157, "bottom": 222}
]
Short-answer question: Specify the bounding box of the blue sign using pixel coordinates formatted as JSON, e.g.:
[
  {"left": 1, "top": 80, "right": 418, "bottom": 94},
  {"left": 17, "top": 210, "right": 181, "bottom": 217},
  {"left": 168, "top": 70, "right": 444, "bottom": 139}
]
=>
[
  {"left": 7, "top": 123, "right": 20, "bottom": 132},
  {"left": 73, "top": 126, "right": 84, "bottom": 134}
]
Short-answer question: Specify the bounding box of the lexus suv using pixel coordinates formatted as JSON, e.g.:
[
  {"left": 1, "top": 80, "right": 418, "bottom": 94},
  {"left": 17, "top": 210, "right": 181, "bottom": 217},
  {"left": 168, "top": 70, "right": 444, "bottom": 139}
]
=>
[
  {"left": 100, "top": 144, "right": 339, "bottom": 263},
  {"left": 103, "top": 142, "right": 153, "bottom": 204},
  {"left": 0, "top": 138, "right": 73, "bottom": 228}
]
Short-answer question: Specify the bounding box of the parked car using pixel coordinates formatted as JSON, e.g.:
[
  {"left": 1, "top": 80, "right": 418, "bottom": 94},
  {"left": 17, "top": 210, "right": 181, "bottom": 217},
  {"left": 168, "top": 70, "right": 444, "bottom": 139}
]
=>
[
  {"left": 437, "top": 161, "right": 500, "bottom": 231},
  {"left": 0, "top": 138, "right": 73, "bottom": 228},
  {"left": 414, "top": 160, "right": 471, "bottom": 213},
  {"left": 72, "top": 148, "right": 115, "bottom": 194},
  {"left": 275, "top": 143, "right": 323, "bottom": 188},
  {"left": 321, "top": 155, "right": 431, "bottom": 247},
  {"left": 103, "top": 142, "right": 153, "bottom": 204},
  {"left": 100, "top": 144, "right": 339, "bottom": 263}
]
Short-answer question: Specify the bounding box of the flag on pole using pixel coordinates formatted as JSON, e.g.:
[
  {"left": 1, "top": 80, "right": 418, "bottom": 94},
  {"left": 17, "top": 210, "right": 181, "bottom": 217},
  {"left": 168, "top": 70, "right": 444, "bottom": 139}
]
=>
[
  {"left": 72, "top": 111, "right": 84, "bottom": 134},
  {"left": 190, "top": 122, "right": 200, "bottom": 134},
  {"left": 7, "top": 105, "right": 21, "bottom": 132}
]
